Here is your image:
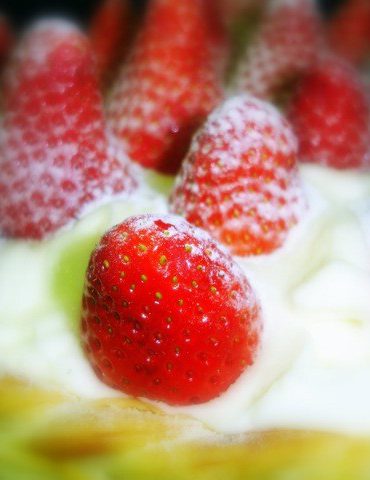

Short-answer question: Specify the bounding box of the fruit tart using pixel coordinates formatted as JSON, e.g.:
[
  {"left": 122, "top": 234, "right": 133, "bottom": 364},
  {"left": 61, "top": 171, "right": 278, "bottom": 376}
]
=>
[{"left": 1, "top": 0, "right": 370, "bottom": 478}]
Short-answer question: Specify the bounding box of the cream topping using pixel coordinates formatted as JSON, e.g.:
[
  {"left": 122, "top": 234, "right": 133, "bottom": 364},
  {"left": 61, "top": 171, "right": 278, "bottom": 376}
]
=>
[{"left": 1, "top": 164, "right": 370, "bottom": 434}]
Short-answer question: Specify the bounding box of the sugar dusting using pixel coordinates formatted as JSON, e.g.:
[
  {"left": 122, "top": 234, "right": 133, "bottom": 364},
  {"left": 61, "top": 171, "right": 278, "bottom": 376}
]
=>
[
  {"left": 106, "top": 0, "right": 224, "bottom": 172},
  {"left": 113, "top": 212, "right": 259, "bottom": 316},
  {"left": 0, "top": 164, "right": 370, "bottom": 434},
  {"left": 171, "top": 95, "right": 306, "bottom": 256},
  {"left": 0, "top": 19, "right": 135, "bottom": 240},
  {"left": 288, "top": 55, "right": 370, "bottom": 170},
  {"left": 231, "top": 0, "right": 321, "bottom": 99}
]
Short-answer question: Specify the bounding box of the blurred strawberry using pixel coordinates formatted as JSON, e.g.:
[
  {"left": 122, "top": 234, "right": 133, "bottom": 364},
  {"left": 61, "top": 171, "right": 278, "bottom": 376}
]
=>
[
  {"left": 203, "top": 0, "right": 230, "bottom": 75},
  {"left": 232, "top": 0, "right": 322, "bottom": 100},
  {"left": 89, "top": 0, "right": 135, "bottom": 87},
  {"left": 288, "top": 56, "right": 370, "bottom": 170},
  {"left": 171, "top": 95, "right": 306, "bottom": 256},
  {"left": 0, "top": 20, "right": 135, "bottom": 240},
  {"left": 107, "top": 0, "right": 227, "bottom": 174},
  {"left": 327, "top": 0, "right": 370, "bottom": 66},
  {"left": 0, "top": 14, "right": 14, "bottom": 69}
]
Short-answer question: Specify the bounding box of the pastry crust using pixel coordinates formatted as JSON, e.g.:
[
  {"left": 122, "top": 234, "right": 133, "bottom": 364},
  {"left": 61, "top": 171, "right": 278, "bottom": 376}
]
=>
[{"left": 2, "top": 377, "right": 370, "bottom": 479}]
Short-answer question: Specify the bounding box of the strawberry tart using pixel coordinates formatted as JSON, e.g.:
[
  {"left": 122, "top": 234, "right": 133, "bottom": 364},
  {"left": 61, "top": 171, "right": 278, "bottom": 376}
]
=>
[{"left": 0, "top": 0, "right": 370, "bottom": 478}]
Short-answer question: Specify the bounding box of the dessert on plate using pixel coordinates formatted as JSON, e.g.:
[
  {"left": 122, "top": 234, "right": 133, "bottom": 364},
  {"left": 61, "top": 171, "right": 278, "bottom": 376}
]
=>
[{"left": 1, "top": 0, "right": 370, "bottom": 478}]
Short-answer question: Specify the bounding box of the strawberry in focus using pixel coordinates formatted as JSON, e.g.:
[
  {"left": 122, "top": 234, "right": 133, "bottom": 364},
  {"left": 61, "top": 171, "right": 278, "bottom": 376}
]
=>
[
  {"left": 89, "top": 0, "right": 135, "bottom": 87},
  {"left": 288, "top": 56, "right": 370, "bottom": 170},
  {"left": 107, "top": 0, "right": 227, "bottom": 174},
  {"left": 327, "top": 0, "right": 370, "bottom": 66},
  {"left": 0, "top": 20, "right": 135, "bottom": 240},
  {"left": 170, "top": 95, "right": 306, "bottom": 256},
  {"left": 232, "top": 0, "right": 322, "bottom": 100},
  {"left": 81, "top": 214, "right": 262, "bottom": 406}
]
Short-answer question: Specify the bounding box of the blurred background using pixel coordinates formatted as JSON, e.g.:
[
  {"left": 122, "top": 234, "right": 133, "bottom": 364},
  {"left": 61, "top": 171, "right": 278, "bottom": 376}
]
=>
[{"left": 0, "top": 0, "right": 346, "bottom": 28}]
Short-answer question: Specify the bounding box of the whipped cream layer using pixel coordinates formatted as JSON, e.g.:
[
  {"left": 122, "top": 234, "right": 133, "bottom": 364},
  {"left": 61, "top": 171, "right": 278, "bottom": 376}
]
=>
[{"left": 1, "top": 165, "right": 370, "bottom": 435}]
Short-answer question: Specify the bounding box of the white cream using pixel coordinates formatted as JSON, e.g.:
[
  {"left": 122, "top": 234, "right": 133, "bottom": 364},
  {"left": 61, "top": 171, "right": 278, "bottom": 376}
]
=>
[{"left": 1, "top": 164, "right": 370, "bottom": 435}]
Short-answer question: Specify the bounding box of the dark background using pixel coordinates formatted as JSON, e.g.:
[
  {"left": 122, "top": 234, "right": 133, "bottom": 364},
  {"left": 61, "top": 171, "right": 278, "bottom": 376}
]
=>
[{"left": 0, "top": 0, "right": 345, "bottom": 29}]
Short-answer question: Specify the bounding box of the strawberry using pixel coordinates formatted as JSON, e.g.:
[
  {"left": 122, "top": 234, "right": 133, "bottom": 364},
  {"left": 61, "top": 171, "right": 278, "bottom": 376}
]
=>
[
  {"left": 203, "top": 0, "right": 230, "bottom": 74},
  {"left": 232, "top": 0, "right": 322, "bottom": 100},
  {"left": 81, "top": 214, "right": 262, "bottom": 406},
  {"left": 170, "top": 95, "right": 306, "bottom": 256},
  {"left": 107, "top": 0, "right": 227, "bottom": 174},
  {"left": 0, "top": 13, "right": 14, "bottom": 69},
  {"left": 288, "top": 56, "right": 370, "bottom": 170},
  {"left": 89, "top": 0, "right": 135, "bottom": 87},
  {"left": 327, "top": 0, "right": 370, "bottom": 66},
  {"left": 0, "top": 20, "right": 135, "bottom": 240}
]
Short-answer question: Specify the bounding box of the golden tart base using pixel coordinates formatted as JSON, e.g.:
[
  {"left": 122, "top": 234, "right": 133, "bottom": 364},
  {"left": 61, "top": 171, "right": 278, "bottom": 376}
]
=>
[{"left": 1, "top": 377, "right": 370, "bottom": 479}]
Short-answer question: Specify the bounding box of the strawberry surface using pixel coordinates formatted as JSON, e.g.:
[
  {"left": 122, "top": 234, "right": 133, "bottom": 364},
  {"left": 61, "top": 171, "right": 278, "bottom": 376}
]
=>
[
  {"left": 0, "top": 20, "right": 135, "bottom": 240},
  {"left": 81, "top": 214, "right": 262, "bottom": 406},
  {"left": 232, "top": 0, "right": 322, "bottom": 100},
  {"left": 170, "top": 95, "right": 306, "bottom": 256},
  {"left": 89, "top": 0, "right": 134, "bottom": 87},
  {"left": 327, "top": 0, "right": 370, "bottom": 66},
  {"left": 0, "top": 13, "right": 14, "bottom": 69},
  {"left": 288, "top": 56, "right": 370, "bottom": 170},
  {"left": 107, "top": 0, "right": 227, "bottom": 174}
]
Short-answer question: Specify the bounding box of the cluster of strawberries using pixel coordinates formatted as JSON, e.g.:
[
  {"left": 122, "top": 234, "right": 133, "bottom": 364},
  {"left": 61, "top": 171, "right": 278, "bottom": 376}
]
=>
[
  {"left": 0, "top": 0, "right": 368, "bottom": 241},
  {"left": 1, "top": 0, "right": 369, "bottom": 405}
]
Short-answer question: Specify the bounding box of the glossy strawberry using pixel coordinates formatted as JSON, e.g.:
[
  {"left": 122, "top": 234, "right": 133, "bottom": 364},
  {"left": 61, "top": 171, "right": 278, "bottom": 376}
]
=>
[
  {"left": 327, "top": 0, "right": 370, "bottom": 66},
  {"left": 288, "top": 56, "right": 370, "bottom": 170},
  {"left": 81, "top": 214, "right": 262, "bottom": 406},
  {"left": 232, "top": 0, "right": 322, "bottom": 100},
  {"left": 107, "top": 0, "right": 226, "bottom": 174},
  {"left": 89, "top": 0, "right": 135, "bottom": 86},
  {"left": 171, "top": 95, "right": 306, "bottom": 256},
  {"left": 0, "top": 20, "right": 135, "bottom": 240}
]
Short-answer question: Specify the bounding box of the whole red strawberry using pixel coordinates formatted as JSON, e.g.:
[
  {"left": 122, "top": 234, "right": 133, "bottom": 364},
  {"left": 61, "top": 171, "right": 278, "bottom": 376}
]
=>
[
  {"left": 170, "top": 95, "right": 306, "bottom": 256},
  {"left": 81, "top": 214, "right": 262, "bottom": 405},
  {"left": 107, "top": 0, "right": 227, "bottom": 174},
  {"left": 89, "top": 0, "right": 135, "bottom": 87},
  {"left": 0, "top": 20, "right": 135, "bottom": 240},
  {"left": 327, "top": 0, "right": 370, "bottom": 66},
  {"left": 288, "top": 56, "right": 370, "bottom": 170},
  {"left": 232, "top": 0, "right": 322, "bottom": 100}
]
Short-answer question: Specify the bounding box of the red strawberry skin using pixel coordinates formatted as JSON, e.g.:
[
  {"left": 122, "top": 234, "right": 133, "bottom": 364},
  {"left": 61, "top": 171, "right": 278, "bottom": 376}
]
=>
[
  {"left": 107, "top": 0, "right": 226, "bottom": 174},
  {"left": 327, "top": 0, "right": 370, "bottom": 66},
  {"left": 170, "top": 95, "right": 306, "bottom": 256},
  {"left": 288, "top": 56, "right": 370, "bottom": 170},
  {"left": 0, "top": 20, "right": 135, "bottom": 240},
  {"left": 0, "top": 14, "right": 14, "bottom": 68},
  {"left": 89, "top": 0, "right": 134, "bottom": 86},
  {"left": 232, "top": 0, "right": 322, "bottom": 99},
  {"left": 81, "top": 214, "right": 262, "bottom": 406}
]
